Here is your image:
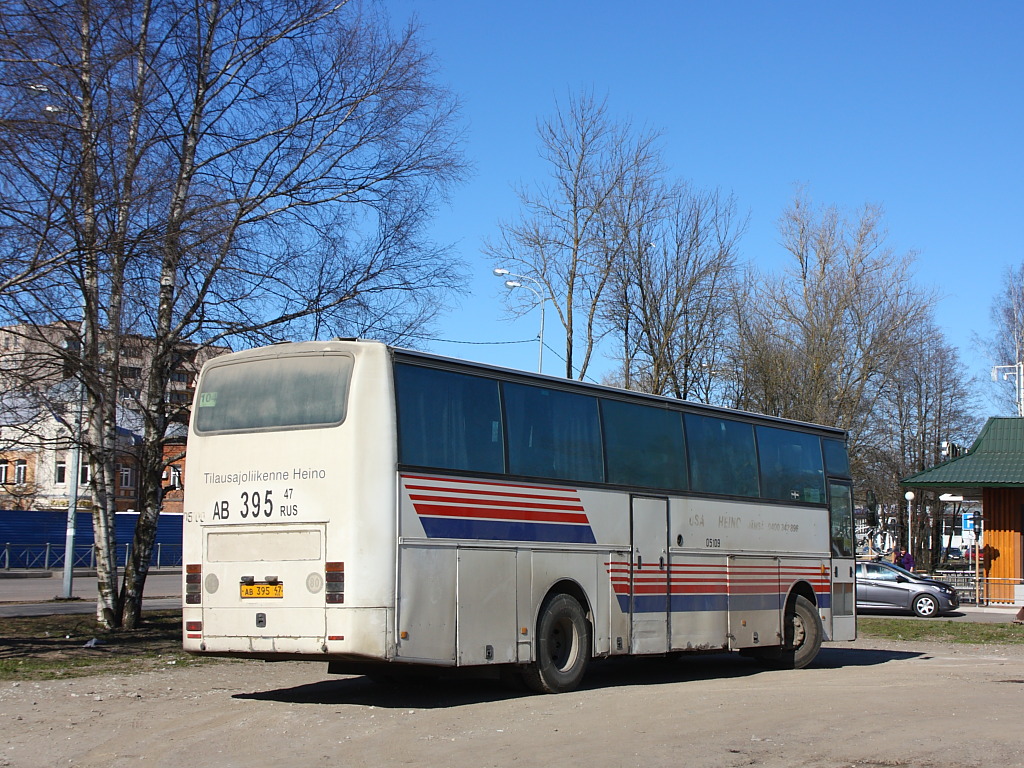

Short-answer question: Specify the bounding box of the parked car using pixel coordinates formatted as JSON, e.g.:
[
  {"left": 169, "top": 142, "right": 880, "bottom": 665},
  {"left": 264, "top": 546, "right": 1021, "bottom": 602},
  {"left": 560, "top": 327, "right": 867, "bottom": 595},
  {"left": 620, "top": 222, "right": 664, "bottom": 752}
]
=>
[
  {"left": 855, "top": 561, "right": 959, "bottom": 618},
  {"left": 945, "top": 547, "right": 963, "bottom": 560}
]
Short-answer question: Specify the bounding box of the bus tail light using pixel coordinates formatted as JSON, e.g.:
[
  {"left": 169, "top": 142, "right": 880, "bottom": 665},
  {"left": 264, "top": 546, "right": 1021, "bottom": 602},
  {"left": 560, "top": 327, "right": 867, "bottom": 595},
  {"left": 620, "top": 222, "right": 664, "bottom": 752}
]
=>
[
  {"left": 185, "top": 563, "right": 202, "bottom": 604},
  {"left": 325, "top": 561, "right": 344, "bottom": 604},
  {"left": 185, "top": 620, "right": 202, "bottom": 639}
]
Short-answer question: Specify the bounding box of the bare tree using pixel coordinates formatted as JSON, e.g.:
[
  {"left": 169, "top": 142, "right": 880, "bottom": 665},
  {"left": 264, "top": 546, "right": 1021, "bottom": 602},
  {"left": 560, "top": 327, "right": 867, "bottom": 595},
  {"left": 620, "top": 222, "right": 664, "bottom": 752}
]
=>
[
  {"left": 604, "top": 183, "right": 744, "bottom": 400},
  {"left": 732, "top": 192, "right": 980, "bottom": 562},
  {"left": 0, "top": 0, "right": 466, "bottom": 627},
  {"left": 987, "top": 262, "right": 1024, "bottom": 414},
  {"left": 866, "top": 320, "right": 979, "bottom": 564},
  {"left": 735, "top": 193, "right": 931, "bottom": 442},
  {"left": 485, "top": 90, "right": 661, "bottom": 379}
]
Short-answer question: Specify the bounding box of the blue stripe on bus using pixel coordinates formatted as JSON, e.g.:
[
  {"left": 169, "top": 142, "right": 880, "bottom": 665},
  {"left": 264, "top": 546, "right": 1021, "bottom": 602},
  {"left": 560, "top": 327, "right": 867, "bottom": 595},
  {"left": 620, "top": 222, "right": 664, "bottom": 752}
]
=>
[
  {"left": 617, "top": 592, "right": 830, "bottom": 613},
  {"left": 418, "top": 516, "right": 597, "bottom": 544}
]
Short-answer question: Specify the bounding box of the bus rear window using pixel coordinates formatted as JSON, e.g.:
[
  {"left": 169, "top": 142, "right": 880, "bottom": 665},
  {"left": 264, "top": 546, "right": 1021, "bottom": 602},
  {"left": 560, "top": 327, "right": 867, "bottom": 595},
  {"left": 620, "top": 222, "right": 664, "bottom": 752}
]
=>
[{"left": 194, "top": 354, "right": 353, "bottom": 432}]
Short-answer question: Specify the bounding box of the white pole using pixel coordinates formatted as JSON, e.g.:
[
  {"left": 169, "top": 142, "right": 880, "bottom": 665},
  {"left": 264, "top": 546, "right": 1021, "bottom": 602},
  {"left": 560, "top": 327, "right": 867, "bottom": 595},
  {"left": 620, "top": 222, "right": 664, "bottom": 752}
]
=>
[
  {"left": 61, "top": 381, "right": 84, "bottom": 599},
  {"left": 537, "top": 298, "right": 545, "bottom": 374},
  {"left": 1017, "top": 361, "right": 1024, "bottom": 417},
  {"left": 904, "top": 490, "right": 915, "bottom": 563}
]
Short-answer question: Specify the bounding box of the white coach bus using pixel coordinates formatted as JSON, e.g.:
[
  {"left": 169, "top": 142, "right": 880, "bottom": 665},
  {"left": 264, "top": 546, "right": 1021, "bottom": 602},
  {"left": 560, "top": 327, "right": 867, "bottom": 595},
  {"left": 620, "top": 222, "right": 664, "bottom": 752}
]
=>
[{"left": 182, "top": 340, "right": 856, "bottom": 693}]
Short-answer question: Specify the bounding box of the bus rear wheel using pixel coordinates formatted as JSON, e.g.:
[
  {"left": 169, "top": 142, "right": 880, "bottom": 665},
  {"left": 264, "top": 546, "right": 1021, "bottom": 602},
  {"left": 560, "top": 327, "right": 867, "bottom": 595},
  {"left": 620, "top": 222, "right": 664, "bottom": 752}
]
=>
[{"left": 521, "top": 593, "right": 591, "bottom": 694}]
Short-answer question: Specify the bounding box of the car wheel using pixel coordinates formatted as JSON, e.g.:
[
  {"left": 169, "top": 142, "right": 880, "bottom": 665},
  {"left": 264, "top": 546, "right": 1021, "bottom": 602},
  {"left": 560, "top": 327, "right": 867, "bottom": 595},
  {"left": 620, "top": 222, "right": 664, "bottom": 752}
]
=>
[{"left": 913, "top": 593, "right": 939, "bottom": 618}]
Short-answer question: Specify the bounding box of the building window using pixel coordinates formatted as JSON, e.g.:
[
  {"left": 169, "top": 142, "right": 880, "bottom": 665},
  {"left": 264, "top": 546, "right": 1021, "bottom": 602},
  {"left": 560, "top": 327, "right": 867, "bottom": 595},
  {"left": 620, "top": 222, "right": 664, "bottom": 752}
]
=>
[
  {"left": 56, "top": 460, "right": 67, "bottom": 484},
  {"left": 14, "top": 460, "right": 27, "bottom": 485},
  {"left": 119, "top": 464, "right": 135, "bottom": 489},
  {"left": 120, "top": 366, "right": 142, "bottom": 379},
  {"left": 170, "top": 465, "right": 183, "bottom": 489},
  {"left": 80, "top": 462, "right": 90, "bottom": 485},
  {"left": 171, "top": 370, "right": 190, "bottom": 384},
  {"left": 0, "top": 460, "right": 7, "bottom": 484}
]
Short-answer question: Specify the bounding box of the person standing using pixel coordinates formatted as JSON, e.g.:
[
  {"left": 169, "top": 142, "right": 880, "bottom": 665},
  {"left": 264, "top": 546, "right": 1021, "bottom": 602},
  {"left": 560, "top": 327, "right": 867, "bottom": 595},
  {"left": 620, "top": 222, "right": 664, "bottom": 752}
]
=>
[{"left": 898, "top": 548, "right": 915, "bottom": 572}]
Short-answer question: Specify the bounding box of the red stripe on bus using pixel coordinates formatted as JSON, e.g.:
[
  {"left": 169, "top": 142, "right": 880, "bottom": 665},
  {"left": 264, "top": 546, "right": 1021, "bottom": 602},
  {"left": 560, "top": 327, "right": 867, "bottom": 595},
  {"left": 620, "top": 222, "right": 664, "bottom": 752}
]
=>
[
  {"left": 408, "top": 493, "right": 585, "bottom": 513},
  {"left": 405, "top": 483, "right": 584, "bottom": 504},
  {"left": 403, "top": 474, "right": 584, "bottom": 495},
  {"left": 413, "top": 503, "right": 590, "bottom": 525}
]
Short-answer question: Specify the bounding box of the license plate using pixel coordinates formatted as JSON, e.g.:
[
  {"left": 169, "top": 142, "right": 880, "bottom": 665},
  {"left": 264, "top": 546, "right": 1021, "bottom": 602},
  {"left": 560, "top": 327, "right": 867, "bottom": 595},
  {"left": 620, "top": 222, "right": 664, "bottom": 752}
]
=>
[{"left": 240, "top": 583, "right": 284, "bottom": 599}]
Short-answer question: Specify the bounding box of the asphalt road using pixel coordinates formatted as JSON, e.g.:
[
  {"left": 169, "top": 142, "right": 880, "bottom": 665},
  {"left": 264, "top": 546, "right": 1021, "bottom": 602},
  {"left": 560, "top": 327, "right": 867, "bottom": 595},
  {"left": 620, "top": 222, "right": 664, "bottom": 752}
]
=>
[{"left": 0, "top": 571, "right": 182, "bottom": 616}]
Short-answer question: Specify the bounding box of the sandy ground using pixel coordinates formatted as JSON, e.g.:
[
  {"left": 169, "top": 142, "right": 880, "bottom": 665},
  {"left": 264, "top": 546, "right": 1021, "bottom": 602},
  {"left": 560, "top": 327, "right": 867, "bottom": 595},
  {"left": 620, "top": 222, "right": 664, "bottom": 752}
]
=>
[{"left": 2, "top": 637, "right": 1023, "bottom": 768}]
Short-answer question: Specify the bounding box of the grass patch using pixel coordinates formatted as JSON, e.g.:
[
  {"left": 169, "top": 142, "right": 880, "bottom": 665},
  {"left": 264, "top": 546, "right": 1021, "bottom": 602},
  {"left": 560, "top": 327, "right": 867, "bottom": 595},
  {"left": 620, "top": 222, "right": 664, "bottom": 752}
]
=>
[
  {"left": 858, "top": 617, "right": 1024, "bottom": 645},
  {"left": 0, "top": 609, "right": 211, "bottom": 681}
]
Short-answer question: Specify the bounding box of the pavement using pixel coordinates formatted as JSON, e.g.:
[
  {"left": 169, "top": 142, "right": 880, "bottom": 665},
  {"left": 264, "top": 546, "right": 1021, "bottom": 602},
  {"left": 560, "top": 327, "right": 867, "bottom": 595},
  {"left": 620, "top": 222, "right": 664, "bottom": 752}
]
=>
[
  {"left": 0, "top": 570, "right": 182, "bottom": 617},
  {"left": 1, "top": 569, "right": 1021, "bottom": 622}
]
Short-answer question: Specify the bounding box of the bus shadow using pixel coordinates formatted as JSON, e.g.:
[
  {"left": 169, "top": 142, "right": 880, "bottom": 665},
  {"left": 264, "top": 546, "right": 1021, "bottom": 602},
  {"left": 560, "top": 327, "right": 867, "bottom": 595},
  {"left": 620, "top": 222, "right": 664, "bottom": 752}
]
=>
[{"left": 234, "top": 646, "right": 920, "bottom": 709}]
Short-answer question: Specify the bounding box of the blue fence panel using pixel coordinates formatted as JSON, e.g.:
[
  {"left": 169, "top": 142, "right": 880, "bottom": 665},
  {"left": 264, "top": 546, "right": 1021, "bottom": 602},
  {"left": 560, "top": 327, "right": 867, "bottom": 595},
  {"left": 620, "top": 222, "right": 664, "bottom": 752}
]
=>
[{"left": 1, "top": 509, "right": 182, "bottom": 570}]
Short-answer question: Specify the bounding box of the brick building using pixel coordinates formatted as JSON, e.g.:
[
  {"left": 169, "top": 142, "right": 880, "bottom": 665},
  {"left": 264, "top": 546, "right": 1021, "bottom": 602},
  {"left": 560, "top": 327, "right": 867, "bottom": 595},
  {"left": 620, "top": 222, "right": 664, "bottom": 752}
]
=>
[{"left": 0, "top": 323, "right": 228, "bottom": 513}]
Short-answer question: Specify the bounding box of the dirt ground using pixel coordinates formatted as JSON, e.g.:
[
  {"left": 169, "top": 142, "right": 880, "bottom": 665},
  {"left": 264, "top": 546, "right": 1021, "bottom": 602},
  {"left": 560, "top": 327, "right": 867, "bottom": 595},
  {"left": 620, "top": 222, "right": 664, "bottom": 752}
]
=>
[{"left": 2, "top": 636, "right": 1023, "bottom": 768}]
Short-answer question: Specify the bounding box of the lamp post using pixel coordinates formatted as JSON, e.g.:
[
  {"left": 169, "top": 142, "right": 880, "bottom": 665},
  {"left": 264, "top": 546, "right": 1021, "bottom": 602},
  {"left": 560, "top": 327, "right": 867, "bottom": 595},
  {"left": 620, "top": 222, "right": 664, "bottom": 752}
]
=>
[
  {"left": 904, "top": 490, "right": 915, "bottom": 557},
  {"left": 991, "top": 361, "right": 1024, "bottom": 417},
  {"left": 493, "top": 268, "right": 546, "bottom": 374}
]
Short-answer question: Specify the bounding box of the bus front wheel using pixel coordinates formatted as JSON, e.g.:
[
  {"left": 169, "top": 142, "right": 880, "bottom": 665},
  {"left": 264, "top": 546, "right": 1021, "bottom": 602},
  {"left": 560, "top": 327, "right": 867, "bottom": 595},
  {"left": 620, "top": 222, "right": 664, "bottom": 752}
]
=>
[
  {"left": 521, "top": 593, "right": 591, "bottom": 694},
  {"left": 751, "top": 594, "right": 822, "bottom": 670},
  {"left": 778, "top": 594, "right": 822, "bottom": 669}
]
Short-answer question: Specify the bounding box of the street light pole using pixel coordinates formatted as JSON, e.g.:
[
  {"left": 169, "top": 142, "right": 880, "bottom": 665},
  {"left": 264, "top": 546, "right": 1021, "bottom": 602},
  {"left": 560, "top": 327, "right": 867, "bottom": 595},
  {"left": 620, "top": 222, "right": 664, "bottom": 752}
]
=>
[
  {"left": 493, "top": 268, "right": 547, "bottom": 374},
  {"left": 904, "top": 490, "right": 915, "bottom": 559},
  {"left": 991, "top": 361, "right": 1024, "bottom": 417}
]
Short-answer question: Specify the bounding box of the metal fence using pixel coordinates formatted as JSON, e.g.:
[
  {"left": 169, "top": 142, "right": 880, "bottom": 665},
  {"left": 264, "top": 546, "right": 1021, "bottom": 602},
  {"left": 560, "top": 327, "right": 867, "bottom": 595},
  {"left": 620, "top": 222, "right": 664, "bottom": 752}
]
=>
[
  {"left": 934, "top": 569, "right": 1022, "bottom": 606},
  {"left": 2, "top": 542, "right": 182, "bottom": 570}
]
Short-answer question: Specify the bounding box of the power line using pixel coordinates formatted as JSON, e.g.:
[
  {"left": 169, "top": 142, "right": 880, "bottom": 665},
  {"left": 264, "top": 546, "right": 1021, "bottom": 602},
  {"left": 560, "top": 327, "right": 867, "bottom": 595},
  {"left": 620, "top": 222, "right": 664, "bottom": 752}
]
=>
[{"left": 402, "top": 334, "right": 539, "bottom": 346}]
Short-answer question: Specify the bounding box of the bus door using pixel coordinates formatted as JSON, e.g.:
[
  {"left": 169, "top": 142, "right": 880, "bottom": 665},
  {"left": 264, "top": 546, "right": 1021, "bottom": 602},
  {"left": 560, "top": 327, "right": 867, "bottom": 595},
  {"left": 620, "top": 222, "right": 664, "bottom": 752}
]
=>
[
  {"left": 829, "top": 481, "right": 857, "bottom": 639},
  {"left": 629, "top": 495, "right": 670, "bottom": 654}
]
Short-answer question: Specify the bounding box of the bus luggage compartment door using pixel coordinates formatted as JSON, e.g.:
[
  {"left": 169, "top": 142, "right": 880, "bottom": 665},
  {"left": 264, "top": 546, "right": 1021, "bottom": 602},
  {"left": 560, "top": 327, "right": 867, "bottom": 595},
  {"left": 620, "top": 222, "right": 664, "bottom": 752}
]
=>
[
  {"left": 199, "top": 524, "right": 327, "bottom": 653},
  {"left": 726, "top": 556, "right": 781, "bottom": 650}
]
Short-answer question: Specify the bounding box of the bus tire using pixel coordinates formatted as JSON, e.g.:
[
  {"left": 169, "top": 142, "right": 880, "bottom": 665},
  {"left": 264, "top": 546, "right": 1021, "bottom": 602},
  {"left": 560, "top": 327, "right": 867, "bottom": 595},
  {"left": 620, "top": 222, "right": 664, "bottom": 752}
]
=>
[
  {"left": 782, "top": 594, "right": 822, "bottom": 669},
  {"left": 753, "top": 594, "right": 822, "bottom": 670},
  {"left": 521, "top": 593, "right": 591, "bottom": 694}
]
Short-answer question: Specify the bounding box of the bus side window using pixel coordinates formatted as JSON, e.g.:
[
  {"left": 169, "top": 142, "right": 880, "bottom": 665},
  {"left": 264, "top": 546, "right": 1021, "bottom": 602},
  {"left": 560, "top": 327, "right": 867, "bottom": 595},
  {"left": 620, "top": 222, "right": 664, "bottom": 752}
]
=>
[
  {"left": 755, "top": 426, "right": 826, "bottom": 503},
  {"left": 602, "top": 399, "right": 686, "bottom": 490},
  {"left": 395, "top": 364, "right": 504, "bottom": 474},
  {"left": 504, "top": 382, "right": 603, "bottom": 484},
  {"left": 684, "top": 413, "right": 758, "bottom": 497}
]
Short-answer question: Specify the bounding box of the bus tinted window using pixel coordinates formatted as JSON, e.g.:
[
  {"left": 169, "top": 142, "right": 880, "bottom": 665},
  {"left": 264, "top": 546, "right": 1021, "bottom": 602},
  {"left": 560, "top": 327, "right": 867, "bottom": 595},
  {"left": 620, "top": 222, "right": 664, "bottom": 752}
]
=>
[
  {"left": 395, "top": 364, "right": 504, "bottom": 473},
  {"left": 195, "top": 355, "right": 352, "bottom": 432},
  {"left": 684, "top": 414, "right": 758, "bottom": 497},
  {"left": 829, "top": 482, "right": 855, "bottom": 557},
  {"left": 602, "top": 400, "right": 687, "bottom": 490},
  {"left": 504, "top": 382, "right": 603, "bottom": 483},
  {"left": 756, "top": 426, "right": 826, "bottom": 503},
  {"left": 823, "top": 438, "right": 851, "bottom": 477}
]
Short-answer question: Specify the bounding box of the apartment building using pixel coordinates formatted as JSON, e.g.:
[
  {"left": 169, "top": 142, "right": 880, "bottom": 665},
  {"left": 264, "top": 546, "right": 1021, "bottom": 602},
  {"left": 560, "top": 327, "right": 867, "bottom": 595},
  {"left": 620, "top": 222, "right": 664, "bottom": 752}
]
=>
[{"left": 0, "top": 323, "right": 229, "bottom": 513}]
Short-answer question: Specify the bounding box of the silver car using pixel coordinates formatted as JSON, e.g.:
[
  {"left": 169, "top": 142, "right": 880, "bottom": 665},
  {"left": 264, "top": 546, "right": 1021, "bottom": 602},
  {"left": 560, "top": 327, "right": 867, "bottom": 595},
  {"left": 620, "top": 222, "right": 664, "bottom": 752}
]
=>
[{"left": 855, "top": 561, "right": 960, "bottom": 618}]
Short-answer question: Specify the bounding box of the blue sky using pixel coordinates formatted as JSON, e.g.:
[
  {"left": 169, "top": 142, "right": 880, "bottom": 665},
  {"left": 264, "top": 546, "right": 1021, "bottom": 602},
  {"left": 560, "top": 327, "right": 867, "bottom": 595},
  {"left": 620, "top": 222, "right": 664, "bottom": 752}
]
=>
[{"left": 392, "top": 1, "right": 1023, "bottom": 406}]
